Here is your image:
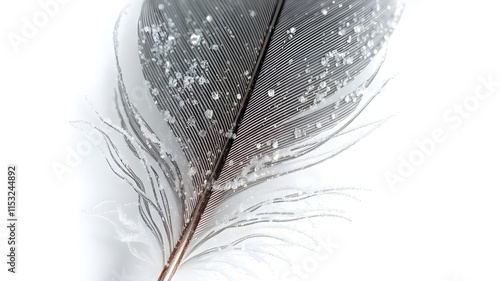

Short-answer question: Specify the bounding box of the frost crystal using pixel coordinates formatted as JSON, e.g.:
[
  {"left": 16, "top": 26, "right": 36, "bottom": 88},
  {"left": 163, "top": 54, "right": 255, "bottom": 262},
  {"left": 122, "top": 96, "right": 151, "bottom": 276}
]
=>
[
  {"left": 294, "top": 128, "right": 306, "bottom": 139},
  {"left": 272, "top": 140, "right": 279, "bottom": 149},
  {"left": 205, "top": 109, "right": 214, "bottom": 119},
  {"left": 198, "top": 76, "right": 207, "bottom": 85},
  {"left": 321, "top": 57, "right": 329, "bottom": 66},
  {"left": 361, "top": 46, "right": 369, "bottom": 56},
  {"left": 168, "top": 77, "right": 178, "bottom": 87},
  {"left": 188, "top": 167, "right": 197, "bottom": 176},
  {"left": 190, "top": 34, "right": 201, "bottom": 46},
  {"left": 163, "top": 111, "right": 176, "bottom": 124},
  {"left": 183, "top": 76, "right": 194, "bottom": 88}
]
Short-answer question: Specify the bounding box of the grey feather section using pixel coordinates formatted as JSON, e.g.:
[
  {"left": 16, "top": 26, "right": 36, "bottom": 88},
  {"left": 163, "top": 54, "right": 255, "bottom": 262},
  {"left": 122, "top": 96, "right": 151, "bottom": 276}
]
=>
[{"left": 138, "top": 0, "right": 279, "bottom": 217}]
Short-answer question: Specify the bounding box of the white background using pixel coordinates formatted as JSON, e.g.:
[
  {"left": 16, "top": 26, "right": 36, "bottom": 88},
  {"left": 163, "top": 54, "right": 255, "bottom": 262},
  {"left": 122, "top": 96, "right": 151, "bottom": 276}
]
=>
[{"left": 1, "top": 0, "right": 500, "bottom": 281}]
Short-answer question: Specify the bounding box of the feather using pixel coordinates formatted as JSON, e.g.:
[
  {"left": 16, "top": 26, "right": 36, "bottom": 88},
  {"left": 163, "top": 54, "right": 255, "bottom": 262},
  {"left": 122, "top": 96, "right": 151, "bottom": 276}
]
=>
[{"left": 77, "top": 0, "right": 402, "bottom": 280}]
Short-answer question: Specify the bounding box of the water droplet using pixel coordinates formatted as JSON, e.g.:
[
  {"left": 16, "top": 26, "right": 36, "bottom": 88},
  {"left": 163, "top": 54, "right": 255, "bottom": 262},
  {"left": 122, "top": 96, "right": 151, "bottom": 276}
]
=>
[
  {"left": 272, "top": 140, "right": 279, "bottom": 149},
  {"left": 237, "top": 94, "right": 242, "bottom": 99},
  {"left": 316, "top": 122, "right": 322, "bottom": 128},
  {"left": 321, "top": 57, "right": 329, "bottom": 66},
  {"left": 225, "top": 27, "right": 235, "bottom": 38},
  {"left": 188, "top": 167, "right": 197, "bottom": 176},
  {"left": 268, "top": 89, "right": 275, "bottom": 97},
  {"left": 361, "top": 46, "right": 369, "bottom": 56},
  {"left": 183, "top": 76, "right": 194, "bottom": 88},
  {"left": 158, "top": 4, "right": 165, "bottom": 10},
  {"left": 205, "top": 109, "right": 214, "bottom": 119},
  {"left": 190, "top": 34, "right": 201, "bottom": 45},
  {"left": 273, "top": 153, "right": 280, "bottom": 161},
  {"left": 168, "top": 77, "right": 178, "bottom": 87},
  {"left": 200, "top": 60, "right": 208, "bottom": 69},
  {"left": 331, "top": 113, "right": 336, "bottom": 120},
  {"left": 164, "top": 60, "right": 172, "bottom": 70},
  {"left": 249, "top": 10, "right": 256, "bottom": 17},
  {"left": 163, "top": 111, "right": 176, "bottom": 124},
  {"left": 206, "top": 15, "right": 213, "bottom": 22},
  {"left": 294, "top": 128, "right": 305, "bottom": 138},
  {"left": 289, "top": 27, "right": 297, "bottom": 34},
  {"left": 321, "top": 8, "right": 328, "bottom": 15}
]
